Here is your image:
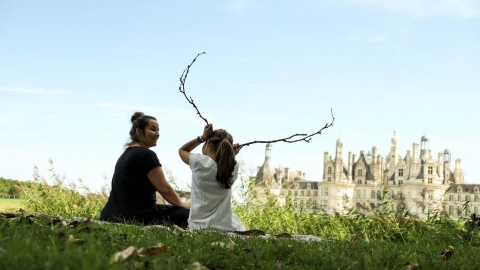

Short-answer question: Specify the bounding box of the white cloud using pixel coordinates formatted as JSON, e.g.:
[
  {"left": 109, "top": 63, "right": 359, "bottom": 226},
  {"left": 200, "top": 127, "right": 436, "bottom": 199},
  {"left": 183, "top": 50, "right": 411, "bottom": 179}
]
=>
[
  {"left": 370, "top": 35, "right": 386, "bottom": 43},
  {"left": 0, "top": 87, "right": 63, "bottom": 95},
  {"left": 347, "top": 34, "right": 359, "bottom": 41},
  {"left": 337, "top": 0, "right": 480, "bottom": 19}
]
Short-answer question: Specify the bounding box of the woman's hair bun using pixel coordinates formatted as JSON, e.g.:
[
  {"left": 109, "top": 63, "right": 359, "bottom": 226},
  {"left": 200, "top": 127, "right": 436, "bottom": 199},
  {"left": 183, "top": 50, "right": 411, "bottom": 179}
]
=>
[{"left": 131, "top": 112, "right": 144, "bottom": 123}]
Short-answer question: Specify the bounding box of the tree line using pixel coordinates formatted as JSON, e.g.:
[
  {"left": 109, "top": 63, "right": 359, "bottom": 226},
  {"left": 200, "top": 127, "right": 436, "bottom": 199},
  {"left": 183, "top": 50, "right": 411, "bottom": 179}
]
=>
[{"left": 0, "top": 177, "right": 35, "bottom": 196}]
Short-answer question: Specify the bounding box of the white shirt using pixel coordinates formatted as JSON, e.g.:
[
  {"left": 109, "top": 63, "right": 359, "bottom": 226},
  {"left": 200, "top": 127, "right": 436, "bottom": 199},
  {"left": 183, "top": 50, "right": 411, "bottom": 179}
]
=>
[{"left": 188, "top": 153, "right": 246, "bottom": 231}]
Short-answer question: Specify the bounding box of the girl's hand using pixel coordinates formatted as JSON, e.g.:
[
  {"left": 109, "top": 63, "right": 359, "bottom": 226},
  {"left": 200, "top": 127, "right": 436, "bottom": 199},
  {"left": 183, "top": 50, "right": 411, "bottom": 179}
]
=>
[
  {"left": 233, "top": 143, "right": 243, "bottom": 155},
  {"left": 202, "top": 124, "right": 213, "bottom": 141}
]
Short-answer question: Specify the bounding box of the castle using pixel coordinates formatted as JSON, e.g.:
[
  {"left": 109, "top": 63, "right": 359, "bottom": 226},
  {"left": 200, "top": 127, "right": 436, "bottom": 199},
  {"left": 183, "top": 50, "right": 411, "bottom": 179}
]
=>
[{"left": 253, "top": 131, "right": 479, "bottom": 218}]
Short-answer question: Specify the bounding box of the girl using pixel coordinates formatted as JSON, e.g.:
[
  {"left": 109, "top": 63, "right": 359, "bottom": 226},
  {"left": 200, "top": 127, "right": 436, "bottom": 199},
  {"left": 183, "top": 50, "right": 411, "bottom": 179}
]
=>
[{"left": 179, "top": 124, "right": 245, "bottom": 231}]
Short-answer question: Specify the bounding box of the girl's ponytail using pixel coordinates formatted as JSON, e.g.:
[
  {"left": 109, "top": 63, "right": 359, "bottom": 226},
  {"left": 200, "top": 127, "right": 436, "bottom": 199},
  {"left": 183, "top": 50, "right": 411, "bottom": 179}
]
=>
[{"left": 208, "top": 129, "right": 236, "bottom": 189}]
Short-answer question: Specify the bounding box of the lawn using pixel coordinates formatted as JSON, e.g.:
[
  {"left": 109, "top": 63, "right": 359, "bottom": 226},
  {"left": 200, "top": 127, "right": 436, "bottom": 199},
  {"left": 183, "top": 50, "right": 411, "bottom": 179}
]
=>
[
  {"left": 0, "top": 199, "right": 23, "bottom": 213},
  {"left": 0, "top": 212, "right": 479, "bottom": 270}
]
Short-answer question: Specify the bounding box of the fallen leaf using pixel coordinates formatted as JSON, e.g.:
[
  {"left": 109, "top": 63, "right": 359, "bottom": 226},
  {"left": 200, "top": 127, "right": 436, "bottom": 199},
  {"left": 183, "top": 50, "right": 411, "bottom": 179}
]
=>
[
  {"left": 187, "top": 261, "right": 209, "bottom": 270},
  {"left": 404, "top": 262, "right": 419, "bottom": 270},
  {"left": 111, "top": 246, "right": 139, "bottom": 263},
  {"left": 439, "top": 246, "right": 454, "bottom": 261},
  {"left": 173, "top": 225, "right": 186, "bottom": 236},
  {"left": 142, "top": 244, "right": 168, "bottom": 255},
  {"left": 350, "top": 234, "right": 359, "bottom": 243},
  {"left": 66, "top": 235, "right": 86, "bottom": 245},
  {"left": 134, "top": 261, "right": 151, "bottom": 269}
]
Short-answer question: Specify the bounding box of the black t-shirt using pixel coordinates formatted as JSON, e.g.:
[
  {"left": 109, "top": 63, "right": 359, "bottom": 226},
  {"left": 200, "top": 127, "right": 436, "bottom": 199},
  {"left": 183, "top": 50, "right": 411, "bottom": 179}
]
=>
[{"left": 100, "top": 147, "right": 161, "bottom": 221}]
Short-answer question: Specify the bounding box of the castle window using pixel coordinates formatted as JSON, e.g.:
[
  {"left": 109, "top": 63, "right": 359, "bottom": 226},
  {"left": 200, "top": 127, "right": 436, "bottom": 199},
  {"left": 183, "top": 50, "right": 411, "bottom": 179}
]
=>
[
  {"left": 357, "top": 179, "right": 362, "bottom": 184},
  {"left": 428, "top": 167, "right": 433, "bottom": 174},
  {"left": 428, "top": 191, "right": 433, "bottom": 200},
  {"left": 457, "top": 206, "right": 462, "bottom": 216},
  {"left": 448, "top": 205, "right": 454, "bottom": 216},
  {"left": 466, "top": 206, "right": 471, "bottom": 216},
  {"left": 398, "top": 169, "right": 404, "bottom": 177},
  {"left": 306, "top": 191, "right": 310, "bottom": 196},
  {"left": 358, "top": 169, "right": 363, "bottom": 176},
  {"left": 376, "top": 190, "right": 382, "bottom": 200},
  {"left": 301, "top": 191, "right": 304, "bottom": 196},
  {"left": 307, "top": 184, "right": 311, "bottom": 189},
  {"left": 458, "top": 187, "right": 462, "bottom": 192},
  {"left": 475, "top": 195, "right": 478, "bottom": 202},
  {"left": 399, "top": 180, "right": 403, "bottom": 185},
  {"left": 313, "top": 191, "right": 318, "bottom": 196},
  {"left": 363, "top": 190, "right": 366, "bottom": 198},
  {"left": 327, "top": 167, "right": 332, "bottom": 174},
  {"left": 458, "top": 195, "right": 461, "bottom": 201},
  {"left": 356, "top": 190, "right": 361, "bottom": 198},
  {"left": 324, "top": 187, "right": 329, "bottom": 196},
  {"left": 371, "top": 190, "right": 376, "bottom": 199},
  {"left": 465, "top": 195, "right": 470, "bottom": 202},
  {"left": 294, "top": 201, "right": 298, "bottom": 207},
  {"left": 288, "top": 190, "right": 292, "bottom": 195},
  {"left": 397, "top": 191, "right": 403, "bottom": 199},
  {"left": 449, "top": 195, "right": 454, "bottom": 201},
  {"left": 327, "top": 177, "right": 331, "bottom": 182},
  {"left": 294, "top": 191, "right": 297, "bottom": 196},
  {"left": 428, "top": 178, "right": 433, "bottom": 184}
]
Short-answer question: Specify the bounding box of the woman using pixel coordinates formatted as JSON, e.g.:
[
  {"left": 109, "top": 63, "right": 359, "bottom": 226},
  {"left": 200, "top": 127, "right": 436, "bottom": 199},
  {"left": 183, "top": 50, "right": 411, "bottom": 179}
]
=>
[
  {"left": 100, "top": 112, "right": 190, "bottom": 227},
  {"left": 179, "top": 123, "right": 245, "bottom": 231}
]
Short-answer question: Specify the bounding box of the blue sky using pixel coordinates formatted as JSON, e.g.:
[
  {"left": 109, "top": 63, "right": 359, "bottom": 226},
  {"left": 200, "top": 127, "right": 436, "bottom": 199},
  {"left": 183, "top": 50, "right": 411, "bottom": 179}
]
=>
[{"left": 1, "top": 0, "right": 479, "bottom": 193}]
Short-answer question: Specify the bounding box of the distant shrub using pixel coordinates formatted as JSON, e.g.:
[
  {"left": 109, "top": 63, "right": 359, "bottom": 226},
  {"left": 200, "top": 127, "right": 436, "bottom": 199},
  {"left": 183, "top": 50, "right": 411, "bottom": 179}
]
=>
[{"left": 17, "top": 159, "right": 108, "bottom": 218}]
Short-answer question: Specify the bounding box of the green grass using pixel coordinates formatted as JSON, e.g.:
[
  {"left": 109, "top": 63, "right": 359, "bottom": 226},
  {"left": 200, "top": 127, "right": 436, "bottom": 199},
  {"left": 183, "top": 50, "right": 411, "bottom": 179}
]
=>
[
  {"left": 0, "top": 199, "right": 24, "bottom": 213},
  {"left": 1, "top": 213, "right": 480, "bottom": 270}
]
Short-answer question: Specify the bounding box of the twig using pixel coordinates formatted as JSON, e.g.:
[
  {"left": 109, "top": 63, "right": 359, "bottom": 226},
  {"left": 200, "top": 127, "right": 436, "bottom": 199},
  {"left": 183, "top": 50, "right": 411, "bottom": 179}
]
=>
[
  {"left": 179, "top": 52, "right": 208, "bottom": 124},
  {"left": 240, "top": 108, "right": 335, "bottom": 147}
]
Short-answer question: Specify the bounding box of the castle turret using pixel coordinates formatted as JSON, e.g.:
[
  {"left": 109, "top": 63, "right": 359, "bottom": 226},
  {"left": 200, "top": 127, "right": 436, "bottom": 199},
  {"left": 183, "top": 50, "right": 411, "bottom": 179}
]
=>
[
  {"left": 335, "top": 139, "right": 343, "bottom": 162},
  {"left": 420, "top": 135, "right": 429, "bottom": 163},
  {"left": 437, "top": 152, "right": 444, "bottom": 181},
  {"left": 454, "top": 159, "right": 463, "bottom": 184},
  {"left": 388, "top": 131, "right": 398, "bottom": 169},
  {"left": 348, "top": 152, "right": 353, "bottom": 181},
  {"left": 444, "top": 149, "right": 451, "bottom": 183}
]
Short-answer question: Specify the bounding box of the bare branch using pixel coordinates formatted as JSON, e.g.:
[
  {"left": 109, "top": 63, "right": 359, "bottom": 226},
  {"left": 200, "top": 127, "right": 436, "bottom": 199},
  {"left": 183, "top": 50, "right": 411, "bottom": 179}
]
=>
[
  {"left": 240, "top": 108, "right": 335, "bottom": 147},
  {"left": 179, "top": 52, "right": 208, "bottom": 124}
]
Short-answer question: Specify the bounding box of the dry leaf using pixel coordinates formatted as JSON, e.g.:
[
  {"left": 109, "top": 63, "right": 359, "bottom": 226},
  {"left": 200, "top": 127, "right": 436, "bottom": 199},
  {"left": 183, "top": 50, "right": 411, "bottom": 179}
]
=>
[
  {"left": 66, "top": 235, "right": 86, "bottom": 245},
  {"left": 211, "top": 242, "right": 226, "bottom": 248},
  {"left": 134, "top": 261, "right": 151, "bottom": 269},
  {"left": 440, "top": 246, "right": 454, "bottom": 261},
  {"left": 188, "top": 261, "right": 209, "bottom": 270},
  {"left": 234, "top": 229, "right": 265, "bottom": 236},
  {"left": 173, "top": 225, "right": 186, "bottom": 236},
  {"left": 404, "top": 262, "right": 419, "bottom": 270},
  {"left": 142, "top": 244, "right": 168, "bottom": 255},
  {"left": 350, "top": 234, "right": 359, "bottom": 243},
  {"left": 111, "top": 246, "right": 139, "bottom": 263}
]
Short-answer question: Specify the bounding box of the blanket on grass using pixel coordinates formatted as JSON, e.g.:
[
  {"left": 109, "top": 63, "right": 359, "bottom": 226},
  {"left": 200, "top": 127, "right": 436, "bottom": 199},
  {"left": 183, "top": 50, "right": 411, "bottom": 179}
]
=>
[{"left": 0, "top": 210, "right": 322, "bottom": 242}]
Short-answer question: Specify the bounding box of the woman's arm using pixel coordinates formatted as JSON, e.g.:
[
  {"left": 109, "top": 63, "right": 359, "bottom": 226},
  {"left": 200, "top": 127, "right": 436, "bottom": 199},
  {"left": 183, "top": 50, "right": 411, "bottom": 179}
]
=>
[
  {"left": 147, "top": 166, "right": 190, "bottom": 209},
  {"left": 179, "top": 124, "right": 213, "bottom": 165}
]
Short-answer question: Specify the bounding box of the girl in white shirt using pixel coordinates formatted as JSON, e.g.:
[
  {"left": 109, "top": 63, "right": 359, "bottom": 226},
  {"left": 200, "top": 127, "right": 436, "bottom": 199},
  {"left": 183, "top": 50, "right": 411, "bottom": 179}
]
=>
[{"left": 179, "top": 124, "right": 246, "bottom": 231}]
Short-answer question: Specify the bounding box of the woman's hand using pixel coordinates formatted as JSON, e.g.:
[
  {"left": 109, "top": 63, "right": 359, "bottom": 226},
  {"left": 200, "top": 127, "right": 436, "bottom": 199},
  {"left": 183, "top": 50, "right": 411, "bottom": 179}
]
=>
[
  {"left": 233, "top": 143, "right": 243, "bottom": 156},
  {"left": 181, "top": 201, "right": 191, "bottom": 210},
  {"left": 202, "top": 124, "right": 213, "bottom": 141}
]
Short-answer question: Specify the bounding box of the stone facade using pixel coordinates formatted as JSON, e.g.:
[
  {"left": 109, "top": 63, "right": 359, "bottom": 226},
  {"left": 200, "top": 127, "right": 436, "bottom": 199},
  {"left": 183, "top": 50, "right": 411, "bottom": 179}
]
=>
[{"left": 253, "top": 132, "right": 479, "bottom": 218}]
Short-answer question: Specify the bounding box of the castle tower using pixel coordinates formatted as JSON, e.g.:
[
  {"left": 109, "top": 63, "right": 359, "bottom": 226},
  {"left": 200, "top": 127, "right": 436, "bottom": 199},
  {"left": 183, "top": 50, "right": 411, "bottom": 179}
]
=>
[
  {"left": 335, "top": 139, "right": 343, "bottom": 182},
  {"left": 420, "top": 135, "right": 429, "bottom": 163},
  {"left": 387, "top": 130, "right": 398, "bottom": 169},
  {"left": 443, "top": 149, "right": 451, "bottom": 184},
  {"left": 454, "top": 158, "right": 464, "bottom": 184}
]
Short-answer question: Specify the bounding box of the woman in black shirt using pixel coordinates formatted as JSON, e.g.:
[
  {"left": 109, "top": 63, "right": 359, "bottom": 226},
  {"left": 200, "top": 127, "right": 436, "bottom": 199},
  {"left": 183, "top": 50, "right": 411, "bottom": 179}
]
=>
[{"left": 100, "top": 112, "right": 190, "bottom": 227}]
